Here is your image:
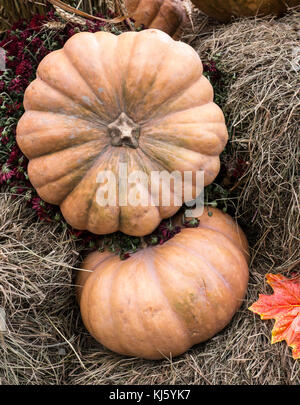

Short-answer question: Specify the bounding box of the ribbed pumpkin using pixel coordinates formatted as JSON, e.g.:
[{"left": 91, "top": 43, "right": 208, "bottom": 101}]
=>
[
  {"left": 191, "top": 0, "right": 300, "bottom": 22},
  {"left": 76, "top": 207, "right": 249, "bottom": 360},
  {"left": 17, "top": 29, "right": 228, "bottom": 237},
  {"left": 125, "top": 0, "right": 188, "bottom": 39}
]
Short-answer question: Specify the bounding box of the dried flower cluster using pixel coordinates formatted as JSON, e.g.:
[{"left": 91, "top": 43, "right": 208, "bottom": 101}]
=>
[{"left": 0, "top": 11, "right": 114, "bottom": 247}]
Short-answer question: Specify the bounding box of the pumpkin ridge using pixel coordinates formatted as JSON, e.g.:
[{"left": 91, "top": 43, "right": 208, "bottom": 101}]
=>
[
  {"left": 153, "top": 251, "right": 212, "bottom": 332},
  {"left": 141, "top": 71, "right": 203, "bottom": 124},
  {"left": 86, "top": 147, "right": 124, "bottom": 231},
  {"left": 166, "top": 238, "right": 238, "bottom": 298},
  {"left": 122, "top": 150, "right": 159, "bottom": 214},
  {"left": 114, "top": 33, "right": 139, "bottom": 115},
  {"left": 140, "top": 139, "right": 221, "bottom": 179},
  {"left": 141, "top": 76, "right": 213, "bottom": 127},
  {"left": 28, "top": 79, "right": 107, "bottom": 126},
  {"left": 124, "top": 32, "right": 173, "bottom": 120},
  {"left": 136, "top": 146, "right": 169, "bottom": 176},
  {"left": 121, "top": 30, "right": 202, "bottom": 124},
  {"left": 186, "top": 224, "right": 248, "bottom": 264},
  {"left": 100, "top": 37, "right": 123, "bottom": 115},
  {"left": 121, "top": 32, "right": 148, "bottom": 117},
  {"left": 144, "top": 120, "right": 225, "bottom": 131},
  {"left": 128, "top": 255, "right": 152, "bottom": 356},
  {"left": 104, "top": 260, "right": 126, "bottom": 354},
  {"left": 116, "top": 154, "right": 122, "bottom": 230},
  {"left": 75, "top": 252, "right": 116, "bottom": 303},
  {"left": 198, "top": 224, "right": 250, "bottom": 262},
  {"left": 143, "top": 0, "right": 164, "bottom": 26},
  {"left": 130, "top": 253, "right": 166, "bottom": 356},
  {"left": 179, "top": 228, "right": 249, "bottom": 283},
  {"left": 198, "top": 218, "right": 250, "bottom": 265},
  {"left": 90, "top": 253, "right": 115, "bottom": 273},
  {"left": 137, "top": 143, "right": 172, "bottom": 173},
  {"left": 116, "top": 149, "right": 126, "bottom": 230},
  {"left": 86, "top": 259, "right": 120, "bottom": 347},
  {"left": 36, "top": 54, "right": 106, "bottom": 120},
  {"left": 135, "top": 147, "right": 179, "bottom": 218},
  {"left": 29, "top": 140, "right": 109, "bottom": 188},
  {"left": 127, "top": 148, "right": 163, "bottom": 200},
  {"left": 62, "top": 48, "right": 111, "bottom": 123},
  {"left": 107, "top": 255, "right": 146, "bottom": 355},
  {"left": 25, "top": 135, "right": 107, "bottom": 160},
  {"left": 142, "top": 128, "right": 226, "bottom": 156},
  {"left": 59, "top": 144, "right": 113, "bottom": 210},
  {"left": 21, "top": 129, "right": 108, "bottom": 159},
  {"left": 142, "top": 136, "right": 222, "bottom": 158},
  {"left": 166, "top": 239, "right": 237, "bottom": 296},
  {"left": 90, "top": 31, "right": 125, "bottom": 115},
  {"left": 144, "top": 250, "right": 193, "bottom": 347},
  {"left": 143, "top": 101, "right": 219, "bottom": 129},
  {"left": 35, "top": 162, "right": 99, "bottom": 205},
  {"left": 116, "top": 146, "right": 155, "bottom": 235},
  {"left": 125, "top": 67, "right": 159, "bottom": 120},
  {"left": 155, "top": 256, "right": 222, "bottom": 344},
  {"left": 17, "top": 110, "right": 106, "bottom": 137},
  {"left": 31, "top": 107, "right": 106, "bottom": 128}
]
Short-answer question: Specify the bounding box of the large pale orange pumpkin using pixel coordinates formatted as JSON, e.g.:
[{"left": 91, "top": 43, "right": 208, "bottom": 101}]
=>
[
  {"left": 17, "top": 29, "right": 228, "bottom": 237},
  {"left": 191, "top": 0, "right": 300, "bottom": 22},
  {"left": 76, "top": 207, "right": 249, "bottom": 360},
  {"left": 124, "top": 0, "right": 188, "bottom": 39}
]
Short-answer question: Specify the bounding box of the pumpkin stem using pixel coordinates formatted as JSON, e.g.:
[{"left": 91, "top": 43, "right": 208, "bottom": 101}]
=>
[{"left": 108, "top": 112, "right": 140, "bottom": 149}]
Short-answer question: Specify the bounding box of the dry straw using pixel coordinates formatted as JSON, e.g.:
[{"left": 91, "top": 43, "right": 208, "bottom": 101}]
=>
[
  {"left": 0, "top": 1, "right": 47, "bottom": 31},
  {"left": 191, "top": 9, "right": 300, "bottom": 274}
]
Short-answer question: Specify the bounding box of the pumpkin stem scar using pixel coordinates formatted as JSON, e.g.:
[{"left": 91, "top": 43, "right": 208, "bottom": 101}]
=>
[{"left": 107, "top": 112, "right": 140, "bottom": 149}]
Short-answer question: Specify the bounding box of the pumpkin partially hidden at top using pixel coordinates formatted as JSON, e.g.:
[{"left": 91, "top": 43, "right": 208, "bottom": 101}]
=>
[
  {"left": 124, "top": 0, "right": 188, "bottom": 39},
  {"left": 76, "top": 207, "right": 249, "bottom": 360},
  {"left": 17, "top": 29, "right": 228, "bottom": 237},
  {"left": 191, "top": 0, "right": 300, "bottom": 22}
]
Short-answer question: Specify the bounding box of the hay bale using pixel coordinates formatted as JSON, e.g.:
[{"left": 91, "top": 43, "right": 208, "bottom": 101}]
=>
[
  {"left": 192, "top": 9, "right": 300, "bottom": 273},
  {"left": 0, "top": 193, "right": 79, "bottom": 384}
]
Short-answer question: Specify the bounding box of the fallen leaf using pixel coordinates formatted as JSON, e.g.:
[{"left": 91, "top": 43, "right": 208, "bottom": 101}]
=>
[{"left": 249, "top": 273, "right": 300, "bottom": 360}]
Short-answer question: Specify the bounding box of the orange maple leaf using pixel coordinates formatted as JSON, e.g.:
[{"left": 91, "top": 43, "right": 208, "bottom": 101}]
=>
[{"left": 249, "top": 273, "right": 300, "bottom": 360}]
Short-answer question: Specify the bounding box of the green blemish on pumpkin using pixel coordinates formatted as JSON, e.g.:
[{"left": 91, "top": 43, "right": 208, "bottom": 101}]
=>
[{"left": 172, "top": 294, "right": 198, "bottom": 324}]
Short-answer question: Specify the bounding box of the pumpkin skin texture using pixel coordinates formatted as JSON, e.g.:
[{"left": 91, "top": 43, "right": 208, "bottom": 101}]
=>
[
  {"left": 191, "top": 0, "right": 300, "bottom": 22},
  {"left": 76, "top": 208, "right": 249, "bottom": 360},
  {"left": 16, "top": 29, "right": 228, "bottom": 237},
  {"left": 124, "top": 0, "right": 188, "bottom": 39}
]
